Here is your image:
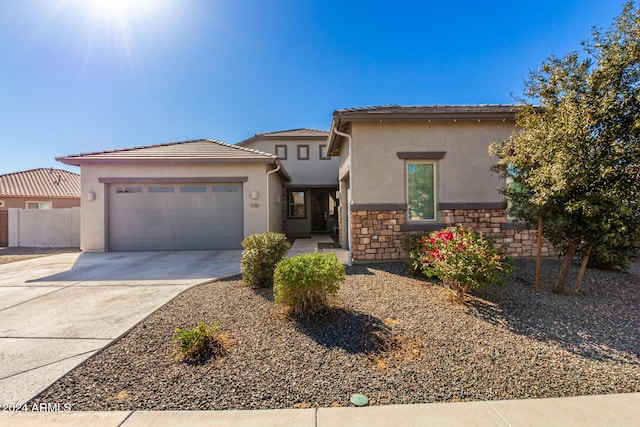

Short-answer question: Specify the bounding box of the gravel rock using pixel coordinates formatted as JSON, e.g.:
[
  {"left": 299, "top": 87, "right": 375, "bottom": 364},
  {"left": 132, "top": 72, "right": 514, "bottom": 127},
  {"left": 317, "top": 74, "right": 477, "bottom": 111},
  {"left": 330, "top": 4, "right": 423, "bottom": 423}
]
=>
[
  {"left": 0, "top": 247, "right": 80, "bottom": 265},
  {"left": 31, "top": 259, "right": 640, "bottom": 410}
]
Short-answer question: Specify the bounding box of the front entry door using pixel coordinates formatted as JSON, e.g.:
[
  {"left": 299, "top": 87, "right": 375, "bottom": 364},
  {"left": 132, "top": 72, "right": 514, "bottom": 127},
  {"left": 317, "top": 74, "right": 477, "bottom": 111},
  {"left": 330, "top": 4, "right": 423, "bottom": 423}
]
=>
[{"left": 311, "top": 191, "right": 329, "bottom": 232}]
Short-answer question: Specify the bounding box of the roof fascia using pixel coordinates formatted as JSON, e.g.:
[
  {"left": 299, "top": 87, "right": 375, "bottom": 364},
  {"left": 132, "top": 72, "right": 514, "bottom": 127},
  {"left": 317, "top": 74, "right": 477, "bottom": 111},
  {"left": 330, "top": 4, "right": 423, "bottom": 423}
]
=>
[
  {"left": 56, "top": 157, "right": 277, "bottom": 166},
  {"left": 333, "top": 110, "right": 517, "bottom": 121}
]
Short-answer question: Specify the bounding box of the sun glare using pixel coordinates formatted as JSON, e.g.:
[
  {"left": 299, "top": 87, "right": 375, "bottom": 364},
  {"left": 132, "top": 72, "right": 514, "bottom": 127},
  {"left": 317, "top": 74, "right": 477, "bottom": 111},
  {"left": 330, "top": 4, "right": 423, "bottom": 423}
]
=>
[{"left": 86, "top": 0, "right": 158, "bottom": 21}]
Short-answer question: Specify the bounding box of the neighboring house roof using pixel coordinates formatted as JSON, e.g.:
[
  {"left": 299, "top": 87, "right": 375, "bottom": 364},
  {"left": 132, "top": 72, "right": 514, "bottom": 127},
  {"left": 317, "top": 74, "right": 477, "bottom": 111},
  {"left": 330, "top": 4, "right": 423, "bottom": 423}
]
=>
[
  {"left": 0, "top": 168, "right": 80, "bottom": 198},
  {"left": 327, "top": 104, "right": 519, "bottom": 155},
  {"left": 57, "top": 139, "right": 291, "bottom": 181},
  {"left": 237, "top": 128, "right": 329, "bottom": 146}
]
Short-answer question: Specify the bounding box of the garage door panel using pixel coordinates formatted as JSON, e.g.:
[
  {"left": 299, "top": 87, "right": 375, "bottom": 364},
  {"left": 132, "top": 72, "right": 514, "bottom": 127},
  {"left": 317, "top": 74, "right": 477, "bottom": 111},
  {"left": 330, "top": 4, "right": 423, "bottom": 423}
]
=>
[{"left": 108, "top": 183, "right": 243, "bottom": 251}]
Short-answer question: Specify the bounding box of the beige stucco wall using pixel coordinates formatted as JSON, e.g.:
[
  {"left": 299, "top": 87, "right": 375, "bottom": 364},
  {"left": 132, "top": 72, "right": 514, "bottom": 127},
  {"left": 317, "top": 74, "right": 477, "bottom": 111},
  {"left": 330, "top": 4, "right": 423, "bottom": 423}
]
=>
[
  {"left": 0, "top": 197, "right": 80, "bottom": 210},
  {"left": 268, "top": 167, "right": 283, "bottom": 232},
  {"left": 242, "top": 139, "right": 338, "bottom": 186},
  {"left": 350, "top": 120, "right": 514, "bottom": 205},
  {"left": 79, "top": 162, "right": 275, "bottom": 252},
  {"left": 8, "top": 207, "right": 80, "bottom": 247}
]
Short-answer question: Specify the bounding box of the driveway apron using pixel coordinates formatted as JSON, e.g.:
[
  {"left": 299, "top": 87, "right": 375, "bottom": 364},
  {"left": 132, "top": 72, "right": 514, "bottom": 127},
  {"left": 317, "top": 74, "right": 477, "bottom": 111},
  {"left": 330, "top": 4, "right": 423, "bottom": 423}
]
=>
[{"left": 0, "top": 250, "right": 241, "bottom": 405}]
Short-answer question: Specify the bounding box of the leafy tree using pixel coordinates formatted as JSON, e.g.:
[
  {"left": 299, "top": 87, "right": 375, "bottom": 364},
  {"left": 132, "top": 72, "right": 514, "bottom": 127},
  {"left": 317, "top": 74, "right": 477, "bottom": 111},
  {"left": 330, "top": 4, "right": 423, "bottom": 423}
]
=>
[{"left": 490, "top": 2, "right": 640, "bottom": 293}]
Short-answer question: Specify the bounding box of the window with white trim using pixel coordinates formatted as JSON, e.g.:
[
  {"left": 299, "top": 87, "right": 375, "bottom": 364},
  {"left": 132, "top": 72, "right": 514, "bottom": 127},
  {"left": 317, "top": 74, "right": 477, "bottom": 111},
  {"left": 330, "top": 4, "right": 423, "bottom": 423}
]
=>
[
  {"left": 26, "top": 201, "right": 52, "bottom": 209},
  {"left": 406, "top": 162, "right": 436, "bottom": 221}
]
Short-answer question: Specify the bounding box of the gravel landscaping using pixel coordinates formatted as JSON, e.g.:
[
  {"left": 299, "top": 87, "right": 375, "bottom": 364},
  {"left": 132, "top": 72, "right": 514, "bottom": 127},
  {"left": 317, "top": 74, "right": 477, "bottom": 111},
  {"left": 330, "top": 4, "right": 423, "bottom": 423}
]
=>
[
  {"left": 0, "top": 247, "right": 80, "bottom": 265},
  {"left": 31, "top": 259, "right": 640, "bottom": 410}
]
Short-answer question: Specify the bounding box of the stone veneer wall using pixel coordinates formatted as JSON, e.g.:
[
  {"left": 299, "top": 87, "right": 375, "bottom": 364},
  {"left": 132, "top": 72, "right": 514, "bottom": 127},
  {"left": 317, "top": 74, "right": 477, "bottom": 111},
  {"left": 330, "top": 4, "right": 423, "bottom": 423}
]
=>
[
  {"left": 350, "top": 208, "right": 556, "bottom": 262},
  {"left": 351, "top": 210, "right": 407, "bottom": 261}
]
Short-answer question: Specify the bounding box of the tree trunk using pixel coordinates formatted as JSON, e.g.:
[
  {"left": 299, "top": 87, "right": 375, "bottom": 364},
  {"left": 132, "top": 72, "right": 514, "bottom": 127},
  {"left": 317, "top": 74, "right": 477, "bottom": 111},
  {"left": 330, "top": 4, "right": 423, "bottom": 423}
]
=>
[
  {"left": 554, "top": 240, "right": 578, "bottom": 294},
  {"left": 574, "top": 244, "right": 593, "bottom": 293},
  {"left": 536, "top": 216, "right": 543, "bottom": 292}
]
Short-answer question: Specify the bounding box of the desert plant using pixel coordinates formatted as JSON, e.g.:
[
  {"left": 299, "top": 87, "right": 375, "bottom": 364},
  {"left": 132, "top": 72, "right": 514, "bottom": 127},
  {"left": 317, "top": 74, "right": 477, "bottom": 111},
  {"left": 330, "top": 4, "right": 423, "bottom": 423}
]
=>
[
  {"left": 173, "top": 321, "right": 221, "bottom": 361},
  {"left": 241, "top": 232, "right": 291, "bottom": 288},
  {"left": 410, "top": 227, "right": 512, "bottom": 301},
  {"left": 273, "top": 252, "right": 345, "bottom": 316}
]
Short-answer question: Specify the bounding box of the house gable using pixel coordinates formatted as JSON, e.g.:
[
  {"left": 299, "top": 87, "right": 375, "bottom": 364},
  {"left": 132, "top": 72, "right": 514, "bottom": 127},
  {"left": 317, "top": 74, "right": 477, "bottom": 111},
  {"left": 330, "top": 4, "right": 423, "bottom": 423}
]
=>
[
  {"left": 326, "top": 105, "right": 554, "bottom": 262},
  {"left": 57, "top": 139, "right": 289, "bottom": 252},
  {"left": 238, "top": 129, "right": 336, "bottom": 187}
]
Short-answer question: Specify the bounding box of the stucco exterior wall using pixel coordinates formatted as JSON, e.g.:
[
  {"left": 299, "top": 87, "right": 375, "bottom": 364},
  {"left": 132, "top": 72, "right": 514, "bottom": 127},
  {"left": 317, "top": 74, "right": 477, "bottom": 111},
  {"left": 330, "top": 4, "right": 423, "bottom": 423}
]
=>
[
  {"left": 350, "top": 121, "right": 513, "bottom": 205},
  {"left": 268, "top": 167, "right": 283, "bottom": 232},
  {"left": 243, "top": 139, "right": 338, "bottom": 186},
  {"left": 8, "top": 207, "right": 80, "bottom": 248},
  {"left": 0, "top": 197, "right": 80, "bottom": 209},
  {"left": 79, "top": 162, "right": 274, "bottom": 252}
]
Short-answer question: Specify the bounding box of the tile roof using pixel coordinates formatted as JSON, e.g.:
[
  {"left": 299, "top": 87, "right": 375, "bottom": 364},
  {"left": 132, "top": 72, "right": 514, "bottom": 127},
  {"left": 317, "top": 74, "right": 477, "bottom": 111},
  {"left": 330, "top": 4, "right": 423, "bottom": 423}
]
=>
[
  {"left": 335, "top": 104, "right": 518, "bottom": 115},
  {"left": 237, "top": 128, "right": 329, "bottom": 146},
  {"left": 332, "top": 104, "right": 521, "bottom": 123},
  {"left": 0, "top": 168, "right": 80, "bottom": 198},
  {"left": 57, "top": 139, "right": 279, "bottom": 165},
  {"left": 254, "top": 128, "right": 329, "bottom": 137}
]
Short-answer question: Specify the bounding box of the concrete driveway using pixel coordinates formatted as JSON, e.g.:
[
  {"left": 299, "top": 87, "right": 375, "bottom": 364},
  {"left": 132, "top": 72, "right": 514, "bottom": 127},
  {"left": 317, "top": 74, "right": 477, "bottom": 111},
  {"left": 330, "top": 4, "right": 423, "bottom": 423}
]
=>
[{"left": 0, "top": 250, "right": 241, "bottom": 405}]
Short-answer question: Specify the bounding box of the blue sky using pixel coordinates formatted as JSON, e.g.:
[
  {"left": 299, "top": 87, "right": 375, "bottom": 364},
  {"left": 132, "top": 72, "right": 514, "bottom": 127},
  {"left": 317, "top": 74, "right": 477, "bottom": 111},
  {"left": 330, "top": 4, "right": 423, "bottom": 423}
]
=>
[{"left": 0, "top": 0, "right": 625, "bottom": 174}]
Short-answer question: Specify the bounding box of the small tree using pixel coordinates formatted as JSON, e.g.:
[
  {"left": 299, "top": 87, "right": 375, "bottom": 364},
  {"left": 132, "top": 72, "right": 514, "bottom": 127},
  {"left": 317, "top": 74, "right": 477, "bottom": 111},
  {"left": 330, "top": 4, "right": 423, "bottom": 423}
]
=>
[{"left": 490, "top": 2, "right": 640, "bottom": 293}]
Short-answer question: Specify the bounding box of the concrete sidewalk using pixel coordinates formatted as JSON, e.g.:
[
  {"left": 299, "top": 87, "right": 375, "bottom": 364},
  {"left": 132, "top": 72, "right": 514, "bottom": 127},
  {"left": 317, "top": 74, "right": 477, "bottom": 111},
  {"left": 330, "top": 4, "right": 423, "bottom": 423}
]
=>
[
  {"left": 0, "top": 393, "right": 638, "bottom": 426},
  {"left": 288, "top": 234, "right": 349, "bottom": 264}
]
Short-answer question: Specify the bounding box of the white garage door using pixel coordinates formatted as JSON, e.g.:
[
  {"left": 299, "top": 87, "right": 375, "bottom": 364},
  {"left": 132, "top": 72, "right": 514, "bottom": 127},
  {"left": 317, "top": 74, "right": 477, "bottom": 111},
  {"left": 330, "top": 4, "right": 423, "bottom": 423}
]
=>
[{"left": 108, "top": 183, "right": 243, "bottom": 251}]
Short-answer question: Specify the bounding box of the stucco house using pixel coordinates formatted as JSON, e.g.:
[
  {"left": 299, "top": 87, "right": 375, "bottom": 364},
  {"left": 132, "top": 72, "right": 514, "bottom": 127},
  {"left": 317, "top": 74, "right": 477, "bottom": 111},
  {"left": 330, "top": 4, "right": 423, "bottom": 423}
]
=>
[
  {"left": 238, "top": 129, "right": 338, "bottom": 236},
  {"left": 55, "top": 104, "right": 552, "bottom": 258},
  {"left": 0, "top": 168, "right": 80, "bottom": 210},
  {"left": 325, "top": 105, "right": 554, "bottom": 263},
  {"left": 57, "top": 140, "right": 289, "bottom": 252}
]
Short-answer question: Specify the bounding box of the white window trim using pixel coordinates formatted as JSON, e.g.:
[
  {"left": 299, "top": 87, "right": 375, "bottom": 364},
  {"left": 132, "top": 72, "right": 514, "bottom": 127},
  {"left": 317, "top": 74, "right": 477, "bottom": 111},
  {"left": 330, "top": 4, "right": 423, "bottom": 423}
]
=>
[
  {"left": 26, "top": 201, "right": 53, "bottom": 209},
  {"left": 406, "top": 161, "right": 437, "bottom": 222}
]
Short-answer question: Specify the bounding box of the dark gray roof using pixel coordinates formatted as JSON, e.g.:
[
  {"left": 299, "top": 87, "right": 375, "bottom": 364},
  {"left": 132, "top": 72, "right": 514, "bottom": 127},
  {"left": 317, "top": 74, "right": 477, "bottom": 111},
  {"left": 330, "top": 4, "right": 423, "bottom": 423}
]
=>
[
  {"left": 333, "top": 104, "right": 518, "bottom": 120},
  {"left": 237, "top": 128, "right": 329, "bottom": 146}
]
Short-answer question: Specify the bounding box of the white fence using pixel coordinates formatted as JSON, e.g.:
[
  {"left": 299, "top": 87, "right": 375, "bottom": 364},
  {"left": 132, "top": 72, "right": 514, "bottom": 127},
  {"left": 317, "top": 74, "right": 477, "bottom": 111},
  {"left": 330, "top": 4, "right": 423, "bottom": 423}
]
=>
[{"left": 8, "top": 208, "right": 80, "bottom": 248}]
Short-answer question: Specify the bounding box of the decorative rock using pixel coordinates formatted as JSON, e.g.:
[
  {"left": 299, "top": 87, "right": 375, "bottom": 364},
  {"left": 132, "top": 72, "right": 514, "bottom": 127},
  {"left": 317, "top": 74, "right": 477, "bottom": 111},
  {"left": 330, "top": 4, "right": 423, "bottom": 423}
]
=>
[{"left": 350, "top": 394, "right": 369, "bottom": 407}]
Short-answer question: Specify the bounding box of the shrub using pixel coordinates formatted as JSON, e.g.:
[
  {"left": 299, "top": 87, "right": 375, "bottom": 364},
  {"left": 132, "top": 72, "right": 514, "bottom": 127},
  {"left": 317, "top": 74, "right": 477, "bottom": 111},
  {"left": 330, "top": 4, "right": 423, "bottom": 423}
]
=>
[
  {"left": 173, "top": 321, "right": 221, "bottom": 361},
  {"left": 241, "top": 232, "right": 291, "bottom": 288},
  {"left": 400, "top": 232, "right": 428, "bottom": 276},
  {"left": 407, "top": 226, "right": 512, "bottom": 301},
  {"left": 273, "top": 252, "right": 345, "bottom": 316}
]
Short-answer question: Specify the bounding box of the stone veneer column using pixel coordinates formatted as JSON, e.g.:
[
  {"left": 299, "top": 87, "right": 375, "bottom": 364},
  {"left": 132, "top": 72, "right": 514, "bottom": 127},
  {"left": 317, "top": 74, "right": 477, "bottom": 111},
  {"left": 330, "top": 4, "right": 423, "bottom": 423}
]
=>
[{"left": 350, "top": 210, "right": 407, "bottom": 261}]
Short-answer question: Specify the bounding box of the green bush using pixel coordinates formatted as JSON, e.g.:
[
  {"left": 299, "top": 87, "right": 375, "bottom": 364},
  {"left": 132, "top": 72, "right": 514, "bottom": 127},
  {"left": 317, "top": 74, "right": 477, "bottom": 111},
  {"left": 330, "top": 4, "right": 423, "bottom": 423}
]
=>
[
  {"left": 241, "top": 232, "right": 291, "bottom": 288},
  {"left": 273, "top": 252, "right": 345, "bottom": 316},
  {"left": 404, "top": 226, "right": 512, "bottom": 301},
  {"left": 173, "top": 321, "right": 221, "bottom": 361},
  {"left": 400, "top": 232, "right": 427, "bottom": 276}
]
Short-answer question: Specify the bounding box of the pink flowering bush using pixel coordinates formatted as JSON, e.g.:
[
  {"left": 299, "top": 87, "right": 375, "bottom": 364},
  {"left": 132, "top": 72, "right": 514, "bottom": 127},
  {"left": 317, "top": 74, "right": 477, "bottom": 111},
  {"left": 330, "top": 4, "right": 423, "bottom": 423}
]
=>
[{"left": 402, "top": 227, "right": 512, "bottom": 301}]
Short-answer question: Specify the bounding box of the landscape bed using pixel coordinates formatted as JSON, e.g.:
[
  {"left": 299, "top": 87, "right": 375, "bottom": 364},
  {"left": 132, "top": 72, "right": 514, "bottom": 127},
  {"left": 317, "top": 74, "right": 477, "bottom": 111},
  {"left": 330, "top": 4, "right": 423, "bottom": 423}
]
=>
[{"left": 31, "top": 259, "right": 640, "bottom": 410}]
